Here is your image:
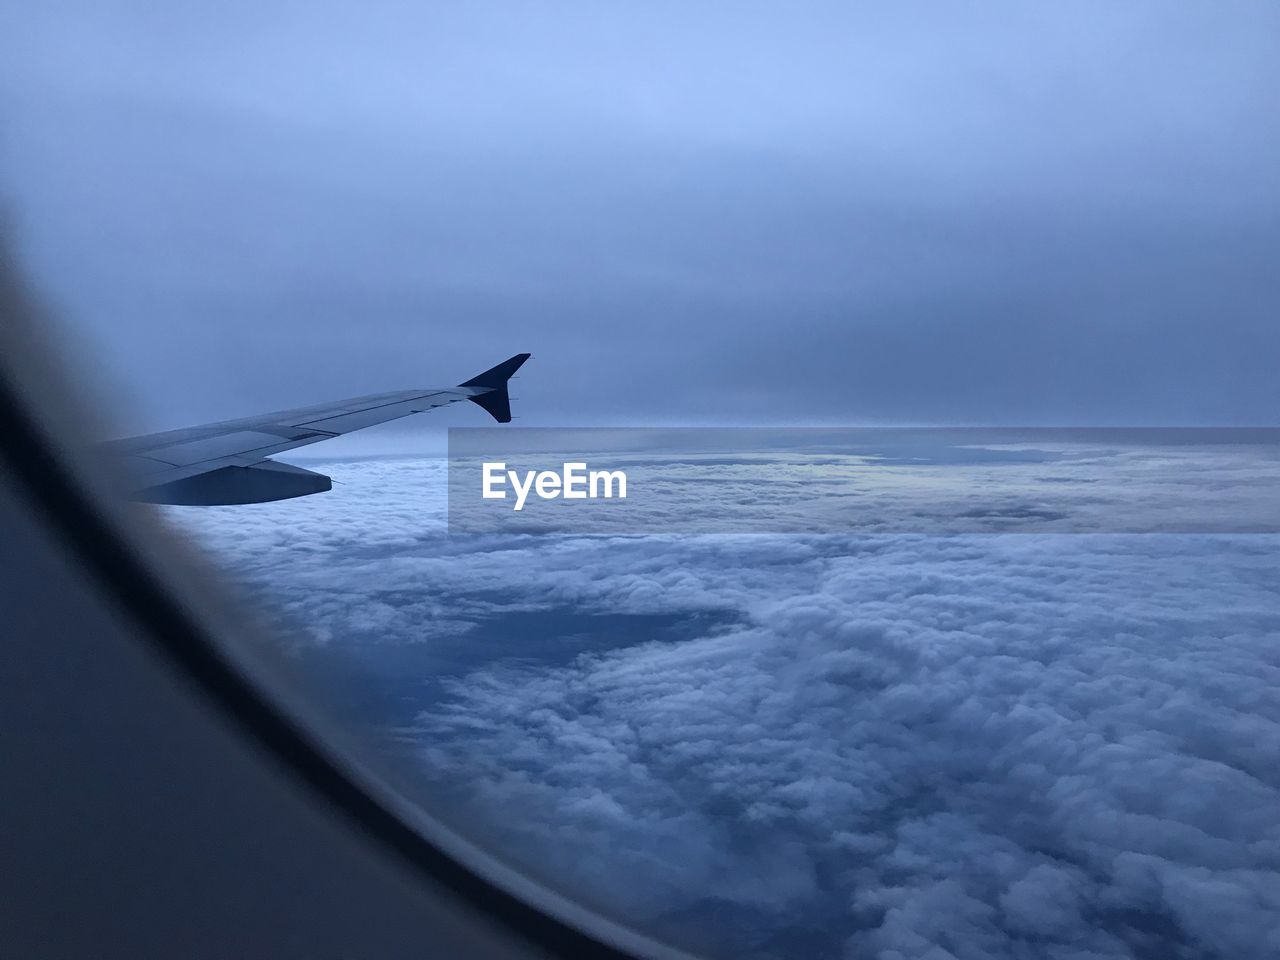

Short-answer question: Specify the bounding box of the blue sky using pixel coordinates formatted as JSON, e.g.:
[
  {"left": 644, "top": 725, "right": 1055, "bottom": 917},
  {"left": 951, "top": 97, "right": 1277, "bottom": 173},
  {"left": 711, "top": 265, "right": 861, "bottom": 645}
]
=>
[{"left": 3, "top": 2, "right": 1279, "bottom": 435}]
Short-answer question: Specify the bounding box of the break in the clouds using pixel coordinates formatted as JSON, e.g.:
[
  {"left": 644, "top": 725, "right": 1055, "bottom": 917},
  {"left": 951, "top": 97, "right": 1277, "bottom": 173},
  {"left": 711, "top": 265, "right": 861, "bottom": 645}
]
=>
[
  {"left": 4, "top": 2, "right": 1280, "bottom": 435},
  {"left": 161, "top": 458, "right": 1280, "bottom": 959}
]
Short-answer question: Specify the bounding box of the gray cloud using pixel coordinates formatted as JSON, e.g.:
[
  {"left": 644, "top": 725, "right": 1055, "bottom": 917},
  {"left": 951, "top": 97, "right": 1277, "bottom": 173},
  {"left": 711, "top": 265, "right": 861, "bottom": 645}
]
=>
[{"left": 4, "top": 2, "right": 1279, "bottom": 434}]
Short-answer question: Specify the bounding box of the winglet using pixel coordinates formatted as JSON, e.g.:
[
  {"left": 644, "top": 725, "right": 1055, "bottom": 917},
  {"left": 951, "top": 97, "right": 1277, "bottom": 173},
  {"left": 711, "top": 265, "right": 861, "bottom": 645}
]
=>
[{"left": 458, "top": 353, "right": 530, "bottom": 423}]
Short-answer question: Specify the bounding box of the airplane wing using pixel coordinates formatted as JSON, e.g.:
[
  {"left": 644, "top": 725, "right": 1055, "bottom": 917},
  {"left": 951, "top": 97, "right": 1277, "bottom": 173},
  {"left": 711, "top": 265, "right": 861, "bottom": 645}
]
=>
[{"left": 106, "top": 353, "right": 529, "bottom": 505}]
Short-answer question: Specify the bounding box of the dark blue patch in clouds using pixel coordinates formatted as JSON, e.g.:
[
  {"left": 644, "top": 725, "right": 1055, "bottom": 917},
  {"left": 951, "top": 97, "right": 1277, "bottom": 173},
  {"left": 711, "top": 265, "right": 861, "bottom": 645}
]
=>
[{"left": 287, "top": 606, "right": 739, "bottom": 727}]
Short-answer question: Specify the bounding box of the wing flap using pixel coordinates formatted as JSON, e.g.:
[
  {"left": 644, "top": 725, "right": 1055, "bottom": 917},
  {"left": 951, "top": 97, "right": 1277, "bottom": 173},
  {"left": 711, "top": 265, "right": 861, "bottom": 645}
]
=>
[{"left": 138, "top": 430, "right": 322, "bottom": 467}]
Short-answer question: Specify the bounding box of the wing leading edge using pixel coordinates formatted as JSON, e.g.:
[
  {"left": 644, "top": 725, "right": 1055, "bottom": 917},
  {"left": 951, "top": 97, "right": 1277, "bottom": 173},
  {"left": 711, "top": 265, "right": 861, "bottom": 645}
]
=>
[{"left": 108, "top": 353, "right": 529, "bottom": 505}]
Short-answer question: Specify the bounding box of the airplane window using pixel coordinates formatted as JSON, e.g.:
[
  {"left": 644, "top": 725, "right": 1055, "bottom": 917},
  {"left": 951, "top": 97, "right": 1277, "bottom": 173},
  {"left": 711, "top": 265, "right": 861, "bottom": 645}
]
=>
[{"left": 4, "top": 4, "right": 1280, "bottom": 959}]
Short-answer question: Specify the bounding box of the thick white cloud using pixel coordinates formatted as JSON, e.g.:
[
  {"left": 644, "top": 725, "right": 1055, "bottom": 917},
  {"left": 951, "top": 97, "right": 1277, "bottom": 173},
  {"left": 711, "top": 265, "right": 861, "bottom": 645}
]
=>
[{"left": 164, "top": 458, "right": 1280, "bottom": 959}]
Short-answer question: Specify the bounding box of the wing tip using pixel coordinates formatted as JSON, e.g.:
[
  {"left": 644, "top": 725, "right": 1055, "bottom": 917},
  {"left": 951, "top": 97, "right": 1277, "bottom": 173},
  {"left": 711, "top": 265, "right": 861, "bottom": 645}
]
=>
[
  {"left": 458, "top": 353, "right": 531, "bottom": 389},
  {"left": 460, "top": 353, "right": 530, "bottom": 423}
]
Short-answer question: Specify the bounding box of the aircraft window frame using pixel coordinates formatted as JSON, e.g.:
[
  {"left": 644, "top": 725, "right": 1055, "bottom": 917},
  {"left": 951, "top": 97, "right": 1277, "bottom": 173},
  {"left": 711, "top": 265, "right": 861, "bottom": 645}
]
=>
[{"left": 0, "top": 282, "right": 693, "bottom": 960}]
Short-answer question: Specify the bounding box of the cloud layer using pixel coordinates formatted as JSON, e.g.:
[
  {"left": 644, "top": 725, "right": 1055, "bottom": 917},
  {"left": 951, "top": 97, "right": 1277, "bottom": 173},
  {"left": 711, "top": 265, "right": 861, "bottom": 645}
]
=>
[
  {"left": 163, "top": 458, "right": 1280, "bottom": 958},
  {"left": 446, "top": 428, "right": 1280, "bottom": 534}
]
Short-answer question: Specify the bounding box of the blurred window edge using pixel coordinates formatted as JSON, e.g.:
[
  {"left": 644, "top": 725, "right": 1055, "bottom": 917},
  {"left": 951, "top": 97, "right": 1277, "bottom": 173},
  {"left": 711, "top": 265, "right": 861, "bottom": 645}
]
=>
[{"left": 0, "top": 238, "right": 693, "bottom": 960}]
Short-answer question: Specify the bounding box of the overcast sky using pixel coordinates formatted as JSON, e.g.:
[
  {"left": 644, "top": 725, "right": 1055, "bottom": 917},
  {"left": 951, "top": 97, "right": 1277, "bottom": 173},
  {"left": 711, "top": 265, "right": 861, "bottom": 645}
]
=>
[{"left": 3, "top": 1, "right": 1278, "bottom": 437}]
